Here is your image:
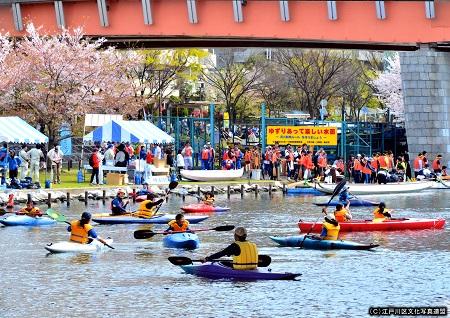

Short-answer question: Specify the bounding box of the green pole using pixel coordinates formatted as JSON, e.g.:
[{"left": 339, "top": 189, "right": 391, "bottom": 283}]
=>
[
  {"left": 261, "top": 103, "right": 266, "bottom": 152},
  {"left": 209, "top": 103, "right": 215, "bottom": 148}
]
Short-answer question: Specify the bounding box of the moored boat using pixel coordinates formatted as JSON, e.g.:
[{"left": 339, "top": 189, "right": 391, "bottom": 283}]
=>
[
  {"left": 180, "top": 168, "right": 244, "bottom": 182},
  {"left": 92, "top": 214, "right": 208, "bottom": 225},
  {"left": 0, "top": 215, "right": 56, "bottom": 226},
  {"left": 181, "top": 204, "right": 230, "bottom": 213},
  {"left": 162, "top": 233, "right": 200, "bottom": 249},
  {"left": 316, "top": 181, "right": 433, "bottom": 195},
  {"left": 180, "top": 262, "right": 301, "bottom": 280},
  {"left": 298, "top": 218, "right": 446, "bottom": 233},
  {"left": 45, "top": 238, "right": 114, "bottom": 253},
  {"left": 286, "top": 187, "right": 324, "bottom": 195},
  {"left": 270, "top": 235, "right": 378, "bottom": 250}
]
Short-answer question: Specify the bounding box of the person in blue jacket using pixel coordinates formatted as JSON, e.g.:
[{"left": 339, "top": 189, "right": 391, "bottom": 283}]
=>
[
  {"left": 110, "top": 189, "right": 129, "bottom": 215},
  {"left": 7, "top": 150, "right": 21, "bottom": 181}
]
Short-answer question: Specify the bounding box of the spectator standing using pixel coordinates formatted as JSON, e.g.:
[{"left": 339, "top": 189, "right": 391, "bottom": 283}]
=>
[
  {"left": 27, "top": 144, "right": 44, "bottom": 183},
  {"left": 89, "top": 148, "right": 101, "bottom": 185},
  {"left": 181, "top": 142, "right": 193, "bottom": 170},
  {"left": 19, "top": 145, "right": 29, "bottom": 179},
  {"left": 47, "top": 144, "right": 64, "bottom": 184}
]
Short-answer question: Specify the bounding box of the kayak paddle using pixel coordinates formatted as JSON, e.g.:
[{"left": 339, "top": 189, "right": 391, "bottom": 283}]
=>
[
  {"left": 168, "top": 255, "right": 272, "bottom": 267},
  {"left": 133, "top": 225, "right": 235, "bottom": 239},
  {"left": 45, "top": 209, "right": 115, "bottom": 249},
  {"left": 298, "top": 179, "right": 347, "bottom": 248},
  {"left": 154, "top": 181, "right": 179, "bottom": 214}
]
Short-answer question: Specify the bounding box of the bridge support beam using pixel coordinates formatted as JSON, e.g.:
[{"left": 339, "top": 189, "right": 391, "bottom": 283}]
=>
[{"left": 400, "top": 48, "right": 450, "bottom": 164}]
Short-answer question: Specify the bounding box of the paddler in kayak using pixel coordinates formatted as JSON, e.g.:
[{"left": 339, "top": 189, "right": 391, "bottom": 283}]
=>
[
  {"left": 204, "top": 227, "right": 258, "bottom": 270},
  {"left": 134, "top": 193, "right": 164, "bottom": 218},
  {"left": 322, "top": 202, "right": 352, "bottom": 223},
  {"left": 18, "top": 200, "right": 42, "bottom": 217},
  {"left": 319, "top": 213, "right": 341, "bottom": 240},
  {"left": 202, "top": 192, "right": 215, "bottom": 206},
  {"left": 67, "top": 212, "right": 109, "bottom": 245},
  {"left": 338, "top": 187, "right": 353, "bottom": 203},
  {"left": 373, "top": 202, "right": 392, "bottom": 222},
  {"left": 111, "top": 189, "right": 129, "bottom": 215},
  {"left": 165, "top": 213, "right": 191, "bottom": 233}
]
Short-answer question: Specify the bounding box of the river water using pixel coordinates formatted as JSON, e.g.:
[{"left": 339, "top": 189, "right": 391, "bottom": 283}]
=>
[{"left": 0, "top": 189, "right": 449, "bottom": 318}]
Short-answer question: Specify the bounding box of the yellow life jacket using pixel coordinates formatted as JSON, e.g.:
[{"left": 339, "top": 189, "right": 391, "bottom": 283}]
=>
[
  {"left": 70, "top": 220, "right": 93, "bottom": 244},
  {"left": 373, "top": 208, "right": 391, "bottom": 221},
  {"left": 233, "top": 241, "right": 258, "bottom": 270},
  {"left": 168, "top": 220, "right": 189, "bottom": 232},
  {"left": 322, "top": 221, "right": 340, "bottom": 240},
  {"left": 334, "top": 208, "right": 348, "bottom": 223},
  {"left": 20, "top": 207, "right": 41, "bottom": 217},
  {"left": 135, "top": 200, "right": 156, "bottom": 218}
]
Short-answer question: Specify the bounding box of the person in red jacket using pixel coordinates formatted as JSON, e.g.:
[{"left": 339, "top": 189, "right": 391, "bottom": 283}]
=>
[{"left": 89, "top": 148, "right": 101, "bottom": 185}]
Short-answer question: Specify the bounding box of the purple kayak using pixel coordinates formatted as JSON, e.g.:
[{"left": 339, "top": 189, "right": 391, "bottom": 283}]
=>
[{"left": 180, "top": 262, "right": 301, "bottom": 281}]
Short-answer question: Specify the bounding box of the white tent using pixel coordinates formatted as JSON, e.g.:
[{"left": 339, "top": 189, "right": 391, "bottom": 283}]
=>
[
  {"left": 83, "top": 120, "right": 174, "bottom": 144},
  {"left": 0, "top": 117, "right": 48, "bottom": 144}
]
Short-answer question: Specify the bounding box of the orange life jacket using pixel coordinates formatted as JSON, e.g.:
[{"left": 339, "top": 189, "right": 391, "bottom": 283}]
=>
[
  {"left": 371, "top": 158, "right": 379, "bottom": 170},
  {"left": 432, "top": 159, "right": 441, "bottom": 170},
  {"left": 244, "top": 151, "right": 252, "bottom": 162},
  {"left": 334, "top": 208, "right": 349, "bottom": 223},
  {"left": 168, "top": 220, "right": 189, "bottom": 232},
  {"left": 336, "top": 161, "right": 345, "bottom": 172},
  {"left": 304, "top": 155, "right": 314, "bottom": 170},
  {"left": 413, "top": 157, "right": 422, "bottom": 170},
  {"left": 184, "top": 147, "right": 192, "bottom": 157},
  {"left": 379, "top": 156, "right": 389, "bottom": 170},
  {"left": 223, "top": 151, "right": 230, "bottom": 161},
  {"left": 362, "top": 162, "right": 372, "bottom": 175},
  {"left": 353, "top": 159, "right": 362, "bottom": 171},
  {"left": 201, "top": 149, "right": 210, "bottom": 160}
]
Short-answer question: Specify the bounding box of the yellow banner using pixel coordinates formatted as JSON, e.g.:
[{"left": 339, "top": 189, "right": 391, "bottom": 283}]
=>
[{"left": 266, "top": 126, "right": 338, "bottom": 146}]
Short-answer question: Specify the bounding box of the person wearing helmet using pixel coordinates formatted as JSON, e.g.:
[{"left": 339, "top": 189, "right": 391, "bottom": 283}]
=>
[
  {"left": 67, "top": 212, "right": 108, "bottom": 245},
  {"left": 373, "top": 202, "right": 392, "bottom": 222},
  {"left": 111, "top": 189, "right": 129, "bottom": 215},
  {"left": 165, "top": 213, "right": 190, "bottom": 233},
  {"left": 204, "top": 227, "right": 258, "bottom": 270},
  {"left": 135, "top": 193, "right": 164, "bottom": 218},
  {"left": 319, "top": 211, "right": 341, "bottom": 241}
]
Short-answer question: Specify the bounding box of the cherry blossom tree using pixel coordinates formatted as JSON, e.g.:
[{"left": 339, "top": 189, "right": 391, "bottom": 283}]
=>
[
  {"left": 0, "top": 24, "right": 141, "bottom": 144},
  {"left": 372, "top": 54, "right": 404, "bottom": 122}
]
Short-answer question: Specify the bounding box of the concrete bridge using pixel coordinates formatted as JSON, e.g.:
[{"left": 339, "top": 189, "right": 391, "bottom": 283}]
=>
[{"left": 0, "top": 0, "right": 449, "bottom": 161}]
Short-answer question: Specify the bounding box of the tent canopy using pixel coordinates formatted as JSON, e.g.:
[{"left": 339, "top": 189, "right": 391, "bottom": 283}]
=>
[
  {"left": 0, "top": 117, "right": 48, "bottom": 144},
  {"left": 83, "top": 120, "right": 174, "bottom": 144}
]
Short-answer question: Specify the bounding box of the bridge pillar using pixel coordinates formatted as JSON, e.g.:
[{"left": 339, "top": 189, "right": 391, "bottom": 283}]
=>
[{"left": 399, "top": 48, "right": 450, "bottom": 165}]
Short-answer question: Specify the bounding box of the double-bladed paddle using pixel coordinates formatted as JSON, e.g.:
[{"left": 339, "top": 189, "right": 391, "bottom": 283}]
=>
[
  {"left": 45, "top": 209, "right": 115, "bottom": 249},
  {"left": 153, "top": 181, "right": 179, "bottom": 214},
  {"left": 133, "top": 225, "right": 235, "bottom": 239},
  {"left": 298, "top": 180, "right": 347, "bottom": 248},
  {"left": 168, "top": 254, "right": 272, "bottom": 267}
]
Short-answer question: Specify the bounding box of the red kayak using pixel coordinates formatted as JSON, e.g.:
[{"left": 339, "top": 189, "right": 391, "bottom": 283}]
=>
[
  {"left": 180, "top": 204, "right": 230, "bottom": 213},
  {"left": 298, "top": 218, "right": 446, "bottom": 232}
]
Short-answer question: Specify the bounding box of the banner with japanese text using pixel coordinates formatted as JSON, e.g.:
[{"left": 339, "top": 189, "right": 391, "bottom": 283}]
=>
[{"left": 266, "top": 126, "right": 338, "bottom": 146}]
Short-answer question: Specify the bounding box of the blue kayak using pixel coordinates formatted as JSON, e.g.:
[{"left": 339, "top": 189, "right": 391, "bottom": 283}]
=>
[
  {"left": 163, "top": 233, "right": 200, "bottom": 249},
  {"left": 286, "top": 187, "right": 323, "bottom": 195},
  {"left": 269, "top": 235, "right": 378, "bottom": 250},
  {"left": 0, "top": 215, "right": 56, "bottom": 226},
  {"left": 314, "top": 199, "right": 379, "bottom": 207}
]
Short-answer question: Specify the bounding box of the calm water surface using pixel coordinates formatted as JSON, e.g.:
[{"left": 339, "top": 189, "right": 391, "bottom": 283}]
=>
[{"left": 0, "top": 189, "right": 449, "bottom": 318}]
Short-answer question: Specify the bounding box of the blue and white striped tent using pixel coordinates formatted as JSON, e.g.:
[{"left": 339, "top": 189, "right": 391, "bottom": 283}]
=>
[
  {"left": 83, "top": 120, "right": 174, "bottom": 144},
  {"left": 0, "top": 117, "right": 48, "bottom": 144}
]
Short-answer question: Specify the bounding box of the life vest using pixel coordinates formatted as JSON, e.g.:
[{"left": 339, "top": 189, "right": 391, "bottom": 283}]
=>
[
  {"left": 413, "top": 157, "right": 422, "bottom": 170},
  {"left": 271, "top": 152, "right": 278, "bottom": 164},
  {"left": 362, "top": 162, "right": 372, "bottom": 175},
  {"left": 353, "top": 159, "right": 362, "bottom": 171},
  {"left": 223, "top": 151, "right": 230, "bottom": 161},
  {"left": 264, "top": 151, "right": 270, "bottom": 161},
  {"left": 184, "top": 147, "right": 192, "bottom": 157},
  {"left": 135, "top": 200, "right": 156, "bottom": 218},
  {"left": 397, "top": 162, "right": 407, "bottom": 171},
  {"left": 336, "top": 161, "right": 345, "bottom": 172},
  {"left": 70, "top": 220, "right": 93, "bottom": 244},
  {"left": 233, "top": 241, "right": 258, "bottom": 270},
  {"left": 432, "top": 159, "right": 440, "bottom": 170},
  {"left": 318, "top": 156, "right": 327, "bottom": 168},
  {"left": 201, "top": 149, "right": 210, "bottom": 160},
  {"left": 334, "top": 208, "right": 349, "bottom": 223},
  {"left": 146, "top": 152, "right": 154, "bottom": 164},
  {"left": 168, "top": 219, "right": 189, "bottom": 232},
  {"left": 379, "top": 156, "right": 389, "bottom": 170},
  {"left": 371, "top": 158, "right": 379, "bottom": 170},
  {"left": 373, "top": 208, "right": 391, "bottom": 220},
  {"left": 244, "top": 151, "right": 252, "bottom": 162},
  {"left": 322, "top": 221, "right": 340, "bottom": 240},
  {"left": 304, "top": 155, "right": 314, "bottom": 170},
  {"left": 19, "top": 207, "right": 41, "bottom": 216}
]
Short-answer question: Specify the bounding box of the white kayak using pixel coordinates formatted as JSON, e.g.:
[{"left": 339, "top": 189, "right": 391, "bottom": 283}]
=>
[
  {"left": 45, "top": 238, "right": 113, "bottom": 254},
  {"left": 180, "top": 168, "right": 244, "bottom": 182},
  {"left": 316, "top": 181, "right": 433, "bottom": 195}
]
